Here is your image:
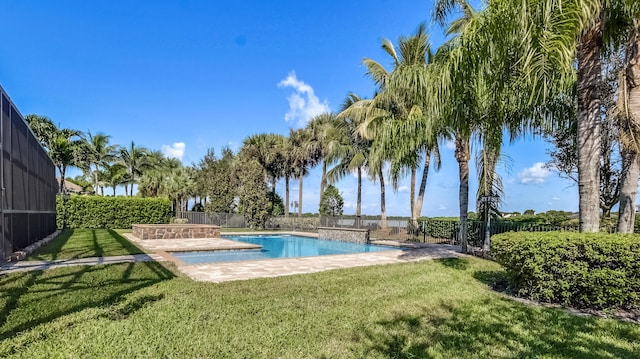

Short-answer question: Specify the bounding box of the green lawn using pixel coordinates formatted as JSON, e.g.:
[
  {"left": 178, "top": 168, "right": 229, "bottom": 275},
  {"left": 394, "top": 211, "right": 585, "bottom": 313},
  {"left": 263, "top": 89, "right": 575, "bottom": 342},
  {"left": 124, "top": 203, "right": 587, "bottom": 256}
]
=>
[
  {"left": 27, "top": 229, "right": 144, "bottom": 260},
  {"left": 1, "top": 238, "right": 638, "bottom": 358}
]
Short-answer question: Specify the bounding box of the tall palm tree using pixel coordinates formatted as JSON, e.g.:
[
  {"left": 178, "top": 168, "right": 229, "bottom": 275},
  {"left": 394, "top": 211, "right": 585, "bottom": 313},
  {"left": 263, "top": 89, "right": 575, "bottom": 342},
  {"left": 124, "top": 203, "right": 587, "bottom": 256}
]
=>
[
  {"left": 48, "top": 128, "right": 85, "bottom": 194},
  {"left": 432, "top": 1, "right": 481, "bottom": 251},
  {"left": 119, "top": 141, "right": 150, "bottom": 196},
  {"left": 103, "top": 163, "right": 128, "bottom": 196},
  {"left": 277, "top": 135, "right": 295, "bottom": 218},
  {"left": 329, "top": 94, "right": 375, "bottom": 222},
  {"left": 306, "top": 112, "right": 339, "bottom": 198},
  {"left": 337, "top": 93, "right": 393, "bottom": 228},
  {"left": 25, "top": 114, "right": 56, "bottom": 150},
  {"left": 289, "top": 127, "right": 319, "bottom": 217},
  {"left": 241, "top": 133, "right": 284, "bottom": 193},
  {"left": 616, "top": 20, "right": 640, "bottom": 232},
  {"left": 358, "top": 24, "right": 442, "bottom": 226},
  {"left": 86, "top": 131, "right": 117, "bottom": 195}
]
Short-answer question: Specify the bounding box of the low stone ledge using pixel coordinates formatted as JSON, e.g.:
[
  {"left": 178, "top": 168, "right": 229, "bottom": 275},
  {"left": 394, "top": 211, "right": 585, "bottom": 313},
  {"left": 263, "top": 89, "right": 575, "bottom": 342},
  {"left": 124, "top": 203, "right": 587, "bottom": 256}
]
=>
[
  {"left": 132, "top": 224, "right": 221, "bottom": 240},
  {"left": 318, "top": 226, "right": 370, "bottom": 244}
]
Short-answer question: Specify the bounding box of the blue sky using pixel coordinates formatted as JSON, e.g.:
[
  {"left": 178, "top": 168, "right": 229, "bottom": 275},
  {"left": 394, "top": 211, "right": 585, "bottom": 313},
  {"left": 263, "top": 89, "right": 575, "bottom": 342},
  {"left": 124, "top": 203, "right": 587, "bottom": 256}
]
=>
[{"left": 0, "top": 0, "right": 580, "bottom": 216}]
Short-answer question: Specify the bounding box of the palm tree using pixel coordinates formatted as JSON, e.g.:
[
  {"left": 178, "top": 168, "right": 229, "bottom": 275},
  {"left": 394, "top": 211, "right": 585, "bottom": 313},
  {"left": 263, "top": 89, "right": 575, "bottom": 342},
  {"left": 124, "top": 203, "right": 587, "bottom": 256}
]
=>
[
  {"left": 616, "top": 20, "right": 640, "bottom": 232},
  {"left": 48, "top": 128, "right": 85, "bottom": 194},
  {"left": 119, "top": 141, "right": 150, "bottom": 196},
  {"left": 86, "top": 131, "right": 117, "bottom": 195},
  {"left": 25, "top": 114, "right": 56, "bottom": 149},
  {"left": 103, "top": 163, "right": 128, "bottom": 196},
  {"left": 358, "top": 24, "right": 442, "bottom": 226},
  {"left": 288, "top": 127, "right": 319, "bottom": 217},
  {"left": 336, "top": 93, "right": 391, "bottom": 228},
  {"left": 277, "top": 135, "right": 295, "bottom": 218},
  {"left": 306, "top": 112, "right": 339, "bottom": 198},
  {"left": 329, "top": 94, "right": 375, "bottom": 223},
  {"left": 452, "top": 0, "right": 640, "bottom": 232},
  {"left": 240, "top": 133, "right": 285, "bottom": 193}
]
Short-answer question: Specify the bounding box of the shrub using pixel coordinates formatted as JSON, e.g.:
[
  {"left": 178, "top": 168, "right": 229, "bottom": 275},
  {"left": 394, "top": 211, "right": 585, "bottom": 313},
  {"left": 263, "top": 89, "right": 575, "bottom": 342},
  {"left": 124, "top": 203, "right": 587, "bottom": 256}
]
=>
[
  {"left": 492, "top": 231, "right": 640, "bottom": 309},
  {"left": 57, "top": 195, "right": 172, "bottom": 229}
]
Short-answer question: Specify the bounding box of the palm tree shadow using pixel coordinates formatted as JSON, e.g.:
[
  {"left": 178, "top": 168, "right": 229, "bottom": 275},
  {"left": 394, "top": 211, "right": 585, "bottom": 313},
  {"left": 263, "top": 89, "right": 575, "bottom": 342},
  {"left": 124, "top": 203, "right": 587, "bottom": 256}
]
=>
[
  {"left": 108, "top": 229, "right": 145, "bottom": 255},
  {"left": 351, "top": 299, "right": 640, "bottom": 358},
  {"left": 0, "top": 261, "right": 175, "bottom": 341},
  {"left": 27, "top": 229, "right": 74, "bottom": 260}
]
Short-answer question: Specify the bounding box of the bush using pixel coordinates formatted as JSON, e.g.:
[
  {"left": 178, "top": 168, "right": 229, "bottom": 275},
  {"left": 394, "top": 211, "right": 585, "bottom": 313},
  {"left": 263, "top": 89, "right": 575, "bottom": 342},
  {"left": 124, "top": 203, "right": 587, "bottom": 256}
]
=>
[
  {"left": 57, "top": 195, "right": 172, "bottom": 229},
  {"left": 492, "top": 231, "right": 640, "bottom": 309}
]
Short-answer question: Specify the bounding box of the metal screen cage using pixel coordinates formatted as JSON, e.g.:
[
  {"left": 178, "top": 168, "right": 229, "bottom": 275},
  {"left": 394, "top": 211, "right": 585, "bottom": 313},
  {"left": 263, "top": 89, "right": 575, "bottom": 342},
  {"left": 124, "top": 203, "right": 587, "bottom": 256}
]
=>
[{"left": 0, "top": 86, "right": 57, "bottom": 262}]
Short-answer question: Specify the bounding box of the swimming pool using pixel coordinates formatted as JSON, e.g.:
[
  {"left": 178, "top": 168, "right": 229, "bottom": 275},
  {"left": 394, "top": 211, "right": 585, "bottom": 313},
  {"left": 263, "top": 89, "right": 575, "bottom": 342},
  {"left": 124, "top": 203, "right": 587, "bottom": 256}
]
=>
[{"left": 170, "top": 234, "right": 397, "bottom": 264}]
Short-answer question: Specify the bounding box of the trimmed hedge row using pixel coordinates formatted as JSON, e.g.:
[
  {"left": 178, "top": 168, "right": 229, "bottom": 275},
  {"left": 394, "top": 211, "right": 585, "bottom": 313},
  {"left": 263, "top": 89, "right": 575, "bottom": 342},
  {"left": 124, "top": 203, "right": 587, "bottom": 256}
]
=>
[
  {"left": 57, "top": 195, "right": 172, "bottom": 229},
  {"left": 492, "top": 231, "right": 640, "bottom": 309}
]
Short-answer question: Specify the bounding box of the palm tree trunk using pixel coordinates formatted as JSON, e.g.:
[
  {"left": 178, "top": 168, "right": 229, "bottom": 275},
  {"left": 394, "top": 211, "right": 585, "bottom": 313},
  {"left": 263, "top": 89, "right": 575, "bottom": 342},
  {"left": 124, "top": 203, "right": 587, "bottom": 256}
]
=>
[
  {"left": 618, "top": 36, "right": 640, "bottom": 233},
  {"left": 455, "top": 134, "right": 471, "bottom": 253},
  {"left": 130, "top": 175, "right": 135, "bottom": 196},
  {"left": 285, "top": 175, "right": 290, "bottom": 218},
  {"left": 320, "top": 160, "right": 327, "bottom": 196},
  {"left": 59, "top": 166, "right": 66, "bottom": 194},
  {"left": 298, "top": 174, "right": 303, "bottom": 218},
  {"left": 410, "top": 166, "right": 416, "bottom": 223},
  {"left": 356, "top": 167, "right": 362, "bottom": 219},
  {"left": 576, "top": 23, "right": 603, "bottom": 233},
  {"left": 413, "top": 152, "right": 431, "bottom": 225},
  {"left": 617, "top": 149, "right": 639, "bottom": 233},
  {"left": 125, "top": 183, "right": 129, "bottom": 196},
  {"left": 113, "top": 186, "right": 116, "bottom": 196},
  {"left": 379, "top": 167, "right": 388, "bottom": 229}
]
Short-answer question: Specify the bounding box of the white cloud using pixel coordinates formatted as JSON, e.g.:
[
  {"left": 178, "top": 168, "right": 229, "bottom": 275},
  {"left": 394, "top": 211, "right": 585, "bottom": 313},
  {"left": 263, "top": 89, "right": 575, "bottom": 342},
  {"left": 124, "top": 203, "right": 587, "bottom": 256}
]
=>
[
  {"left": 397, "top": 185, "right": 410, "bottom": 192},
  {"left": 278, "top": 71, "right": 330, "bottom": 128},
  {"left": 161, "top": 142, "right": 186, "bottom": 160},
  {"left": 552, "top": 196, "right": 561, "bottom": 201},
  {"left": 517, "top": 162, "right": 550, "bottom": 184}
]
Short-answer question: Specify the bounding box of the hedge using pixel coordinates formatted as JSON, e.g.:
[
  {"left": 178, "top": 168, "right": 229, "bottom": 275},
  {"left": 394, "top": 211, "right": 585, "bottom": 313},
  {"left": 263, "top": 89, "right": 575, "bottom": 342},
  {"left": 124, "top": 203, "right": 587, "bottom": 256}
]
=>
[
  {"left": 57, "top": 195, "right": 172, "bottom": 229},
  {"left": 492, "top": 231, "right": 640, "bottom": 309}
]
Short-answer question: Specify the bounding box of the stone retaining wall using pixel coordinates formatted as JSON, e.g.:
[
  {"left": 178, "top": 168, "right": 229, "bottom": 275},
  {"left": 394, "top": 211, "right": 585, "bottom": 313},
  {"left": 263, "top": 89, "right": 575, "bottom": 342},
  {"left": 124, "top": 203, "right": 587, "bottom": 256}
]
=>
[
  {"left": 132, "top": 224, "right": 220, "bottom": 240},
  {"left": 318, "top": 227, "right": 370, "bottom": 244}
]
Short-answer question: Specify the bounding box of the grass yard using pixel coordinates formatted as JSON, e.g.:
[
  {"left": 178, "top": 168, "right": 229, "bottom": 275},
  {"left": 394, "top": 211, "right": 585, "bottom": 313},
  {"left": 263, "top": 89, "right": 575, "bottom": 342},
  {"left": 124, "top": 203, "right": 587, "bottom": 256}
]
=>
[
  {"left": 27, "top": 229, "right": 144, "bottom": 260},
  {"left": 1, "top": 229, "right": 638, "bottom": 358}
]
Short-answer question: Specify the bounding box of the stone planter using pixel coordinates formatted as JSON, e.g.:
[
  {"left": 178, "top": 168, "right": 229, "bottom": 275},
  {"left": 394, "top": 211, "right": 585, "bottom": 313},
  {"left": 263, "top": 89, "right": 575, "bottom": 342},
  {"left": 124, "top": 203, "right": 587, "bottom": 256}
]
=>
[
  {"left": 317, "top": 227, "right": 370, "bottom": 244},
  {"left": 132, "top": 224, "right": 221, "bottom": 240}
]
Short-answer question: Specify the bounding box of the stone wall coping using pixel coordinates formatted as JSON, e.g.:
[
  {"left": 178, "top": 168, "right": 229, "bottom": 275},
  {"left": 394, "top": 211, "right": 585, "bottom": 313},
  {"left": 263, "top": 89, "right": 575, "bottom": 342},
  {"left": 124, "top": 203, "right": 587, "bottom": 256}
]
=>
[
  {"left": 132, "top": 224, "right": 220, "bottom": 229},
  {"left": 317, "top": 226, "right": 369, "bottom": 232}
]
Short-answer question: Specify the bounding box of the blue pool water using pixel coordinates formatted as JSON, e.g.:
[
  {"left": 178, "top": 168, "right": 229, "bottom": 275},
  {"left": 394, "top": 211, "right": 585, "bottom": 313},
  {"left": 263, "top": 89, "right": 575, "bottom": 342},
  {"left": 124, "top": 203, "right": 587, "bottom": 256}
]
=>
[{"left": 171, "top": 234, "right": 396, "bottom": 264}]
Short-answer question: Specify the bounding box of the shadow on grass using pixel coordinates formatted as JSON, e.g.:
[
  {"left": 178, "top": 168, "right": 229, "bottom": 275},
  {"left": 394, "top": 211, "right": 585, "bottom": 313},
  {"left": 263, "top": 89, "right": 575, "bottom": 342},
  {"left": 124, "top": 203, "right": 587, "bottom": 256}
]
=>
[
  {"left": 0, "top": 261, "right": 175, "bottom": 342},
  {"left": 108, "top": 229, "right": 145, "bottom": 255},
  {"left": 436, "top": 257, "right": 469, "bottom": 270},
  {"left": 28, "top": 230, "right": 74, "bottom": 260},
  {"left": 352, "top": 298, "right": 640, "bottom": 358}
]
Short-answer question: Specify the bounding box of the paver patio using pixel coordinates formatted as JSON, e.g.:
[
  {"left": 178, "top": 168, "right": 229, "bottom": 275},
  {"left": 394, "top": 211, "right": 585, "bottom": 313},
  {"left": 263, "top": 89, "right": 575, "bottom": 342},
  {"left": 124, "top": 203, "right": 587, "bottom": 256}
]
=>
[{"left": 123, "top": 231, "right": 463, "bottom": 282}]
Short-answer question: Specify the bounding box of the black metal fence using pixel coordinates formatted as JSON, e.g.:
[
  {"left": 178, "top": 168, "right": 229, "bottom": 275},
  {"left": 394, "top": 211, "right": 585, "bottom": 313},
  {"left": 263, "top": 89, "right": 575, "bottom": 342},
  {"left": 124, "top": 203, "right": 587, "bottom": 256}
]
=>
[
  {"left": 1, "top": 86, "right": 57, "bottom": 261},
  {"left": 177, "top": 211, "right": 593, "bottom": 246}
]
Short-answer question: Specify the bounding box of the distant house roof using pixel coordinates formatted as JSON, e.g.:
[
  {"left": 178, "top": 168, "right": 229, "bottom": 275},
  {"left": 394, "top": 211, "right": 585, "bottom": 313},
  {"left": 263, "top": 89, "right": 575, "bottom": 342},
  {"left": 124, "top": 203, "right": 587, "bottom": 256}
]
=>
[{"left": 57, "top": 178, "right": 86, "bottom": 194}]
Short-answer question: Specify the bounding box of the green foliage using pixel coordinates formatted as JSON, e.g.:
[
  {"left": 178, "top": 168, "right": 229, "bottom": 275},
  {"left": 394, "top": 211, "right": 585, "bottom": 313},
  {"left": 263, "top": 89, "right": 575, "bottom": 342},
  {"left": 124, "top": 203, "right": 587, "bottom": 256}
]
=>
[
  {"left": 191, "top": 203, "right": 204, "bottom": 212},
  {"left": 235, "top": 160, "right": 271, "bottom": 229},
  {"left": 523, "top": 209, "right": 535, "bottom": 215},
  {"left": 319, "top": 185, "right": 344, "bottom": 216},
  {"left": 57, "top": 195, "right": 172, "bottom": 229},
  {"left": 200, "top": 147, "right": 237, "bottom": 213},
  {"left": 492, "top": 232, "right": 640, "bottom": 309},
  {"left": 267, "top": 191, "right": 285, "bottom": 216}
]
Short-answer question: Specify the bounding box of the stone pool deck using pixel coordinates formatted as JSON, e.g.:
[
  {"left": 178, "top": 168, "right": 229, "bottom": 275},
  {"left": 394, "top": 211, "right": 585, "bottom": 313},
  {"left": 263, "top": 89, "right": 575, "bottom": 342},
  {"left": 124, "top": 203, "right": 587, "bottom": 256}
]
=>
[{"left": 123, "top": 232, "right": 464, "bottom": 283}]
